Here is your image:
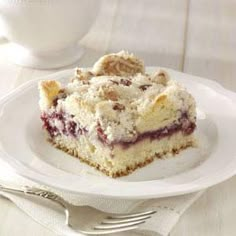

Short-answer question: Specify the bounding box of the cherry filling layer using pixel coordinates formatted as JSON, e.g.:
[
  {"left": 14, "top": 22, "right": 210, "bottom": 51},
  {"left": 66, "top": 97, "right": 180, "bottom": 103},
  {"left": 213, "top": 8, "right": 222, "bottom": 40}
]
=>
[
  {"left": 41, "top": 111, "right": 87, "bottom": 138},
  {"left": 41, "top": 111, "right": 196, "bottom": 147},
  {"left": 97, "top": 113, "right": 196, "bottom": 148}
]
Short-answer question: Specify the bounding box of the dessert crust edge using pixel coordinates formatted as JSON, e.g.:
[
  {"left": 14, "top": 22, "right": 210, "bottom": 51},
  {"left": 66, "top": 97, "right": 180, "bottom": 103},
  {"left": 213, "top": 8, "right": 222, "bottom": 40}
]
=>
[{"left": 50, "top": 139, "right": 195, "bottom": 178}]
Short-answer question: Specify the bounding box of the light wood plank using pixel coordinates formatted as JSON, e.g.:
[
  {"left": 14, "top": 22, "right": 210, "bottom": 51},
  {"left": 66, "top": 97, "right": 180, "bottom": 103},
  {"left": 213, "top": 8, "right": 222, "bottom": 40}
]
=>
[
  {"left": 183, "top": 0, "right": 236, "bottom": 90},
  {"left": 172, "top": 0, "right": 236, "bottom": 235},
  {"left": 79, "top": 0, "right": 119, "bottom": 67},
  {"left": 107, "top": 0, "right": 189, "bottom": 70}
]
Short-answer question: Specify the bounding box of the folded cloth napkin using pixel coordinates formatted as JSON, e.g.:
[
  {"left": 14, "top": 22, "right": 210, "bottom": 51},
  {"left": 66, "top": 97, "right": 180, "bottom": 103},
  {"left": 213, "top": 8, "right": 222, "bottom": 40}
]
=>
[{"left": 0, "top": 159, "right": 203, "bottom": 236}]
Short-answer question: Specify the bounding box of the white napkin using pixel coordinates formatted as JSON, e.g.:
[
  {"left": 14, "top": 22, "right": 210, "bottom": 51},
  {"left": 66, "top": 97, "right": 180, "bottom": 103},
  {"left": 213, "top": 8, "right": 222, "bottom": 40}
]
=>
[{"left": 0, "top": 159, "right": 203, "bottom": 236}]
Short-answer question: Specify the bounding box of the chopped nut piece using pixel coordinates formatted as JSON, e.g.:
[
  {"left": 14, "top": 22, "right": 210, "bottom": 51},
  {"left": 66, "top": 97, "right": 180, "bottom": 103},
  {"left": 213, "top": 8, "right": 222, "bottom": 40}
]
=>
[
  {"left": 120, "top": 79, "right": 132, "bottom": 86},
  {"left": 52, "top": 91, "right": 67, "bottom": 107},
  {"left": 74, "top": 68, "right": 94, "bottom": 81},
  {"left": 102, "top": 87, "right": 119, "bottom": 101},
  {"left": 38, "top": 80, "right": 61, "bottom": 110},
  {"left": 139, "top": 84, "right": 152, "bottom": 91},
  {"left": 93, "top": 51, "right": 145, "bottom": 76},
  {"left": 152, "top": 69, "right": 170, "bottom": 85},
  {"left": 113, "top": 103, "right": 125, "bottom": 111},
  {"left": 110, "top": 80, "right": 119, "bottom": 85}
]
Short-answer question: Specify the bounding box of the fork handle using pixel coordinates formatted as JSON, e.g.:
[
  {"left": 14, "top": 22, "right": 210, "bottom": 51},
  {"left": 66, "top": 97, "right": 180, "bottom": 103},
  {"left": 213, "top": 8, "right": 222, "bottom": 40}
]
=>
[
  {"left": 0, "top": 184, "right": 70, "bottom": 225},
  {"left": 0, "top": 184, "right": 27, "bottom": 195},
  {"left": 0, "top": 184, "right": 62, "bottom": 202}
]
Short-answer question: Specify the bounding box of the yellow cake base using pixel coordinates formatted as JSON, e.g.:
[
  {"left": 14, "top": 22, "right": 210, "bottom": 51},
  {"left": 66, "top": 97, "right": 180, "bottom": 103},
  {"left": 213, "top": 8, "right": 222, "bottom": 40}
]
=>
[{"left": 50, "top": 132, "right": 195, "bottom": 178}]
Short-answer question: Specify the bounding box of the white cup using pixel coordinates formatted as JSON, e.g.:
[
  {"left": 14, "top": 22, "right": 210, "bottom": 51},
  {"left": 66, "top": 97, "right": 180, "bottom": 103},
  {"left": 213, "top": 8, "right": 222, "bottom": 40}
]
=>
[{"left": 0, "top": 0, "right": 101, "bottom": 69}]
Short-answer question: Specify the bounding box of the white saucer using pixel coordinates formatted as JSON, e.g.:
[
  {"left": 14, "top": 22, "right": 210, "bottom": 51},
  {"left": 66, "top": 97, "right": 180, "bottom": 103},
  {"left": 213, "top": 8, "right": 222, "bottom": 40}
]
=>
[{"left": 6, "top": 42, "right": 84, "bottom": 69}]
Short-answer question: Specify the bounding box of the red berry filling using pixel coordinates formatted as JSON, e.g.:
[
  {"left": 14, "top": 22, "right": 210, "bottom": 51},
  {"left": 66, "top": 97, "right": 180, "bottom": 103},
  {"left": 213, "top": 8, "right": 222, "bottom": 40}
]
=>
[
  {"left": 41, "top": 111, "right": 87, "bottom": 138},
  {"left": 96, "top": 112, "right": 196, "bottom": 148}
]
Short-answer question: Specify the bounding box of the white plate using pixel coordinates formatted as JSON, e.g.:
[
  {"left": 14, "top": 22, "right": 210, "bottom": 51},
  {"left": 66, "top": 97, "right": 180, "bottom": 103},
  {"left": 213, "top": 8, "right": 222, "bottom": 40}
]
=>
[{"left": 0, "top": 67, "right": 236, "bottom": 199}]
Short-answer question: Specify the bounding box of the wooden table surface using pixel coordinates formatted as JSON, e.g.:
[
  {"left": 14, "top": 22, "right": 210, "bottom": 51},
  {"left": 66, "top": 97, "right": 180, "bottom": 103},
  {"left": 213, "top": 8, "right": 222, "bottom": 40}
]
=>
[{"left": 0, "top": 0, "right": 236, "bottom": 235}]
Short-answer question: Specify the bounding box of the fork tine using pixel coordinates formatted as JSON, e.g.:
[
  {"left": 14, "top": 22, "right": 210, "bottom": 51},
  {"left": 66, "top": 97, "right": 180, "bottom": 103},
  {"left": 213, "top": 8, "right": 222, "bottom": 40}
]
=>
[
  {"left": 80, "top": 225, "right": 139, "bottom": 235},
  {"left": 94, "top": 219, "right": 145, "bottom": 230},
  {"left": 108, "top": 210, "right": 156, "bottom": 219},
  {"left": 102, "top": 215, "right": 151, "bottom": 224}
]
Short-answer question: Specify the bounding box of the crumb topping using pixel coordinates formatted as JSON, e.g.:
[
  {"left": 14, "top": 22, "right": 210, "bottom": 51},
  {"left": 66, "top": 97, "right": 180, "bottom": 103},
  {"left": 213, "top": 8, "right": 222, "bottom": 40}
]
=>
[
  {"left": 92, "top": 50, "right": 144, "bottom": 76},
  {"left": 39, "top": 51, "right": 196, "bottom": 143}
]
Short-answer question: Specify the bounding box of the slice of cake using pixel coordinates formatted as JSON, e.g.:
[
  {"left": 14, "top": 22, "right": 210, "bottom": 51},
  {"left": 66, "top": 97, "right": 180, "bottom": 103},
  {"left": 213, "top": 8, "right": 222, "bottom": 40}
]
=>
[{"left": 39, "top": 51, "right": 196, "bottom": 177}]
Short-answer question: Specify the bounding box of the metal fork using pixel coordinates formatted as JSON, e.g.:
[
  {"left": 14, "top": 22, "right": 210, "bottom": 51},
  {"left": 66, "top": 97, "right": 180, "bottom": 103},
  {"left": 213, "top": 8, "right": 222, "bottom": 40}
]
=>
[{"left": 0, "top": 184, "right": 156, "bottom": 235}]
